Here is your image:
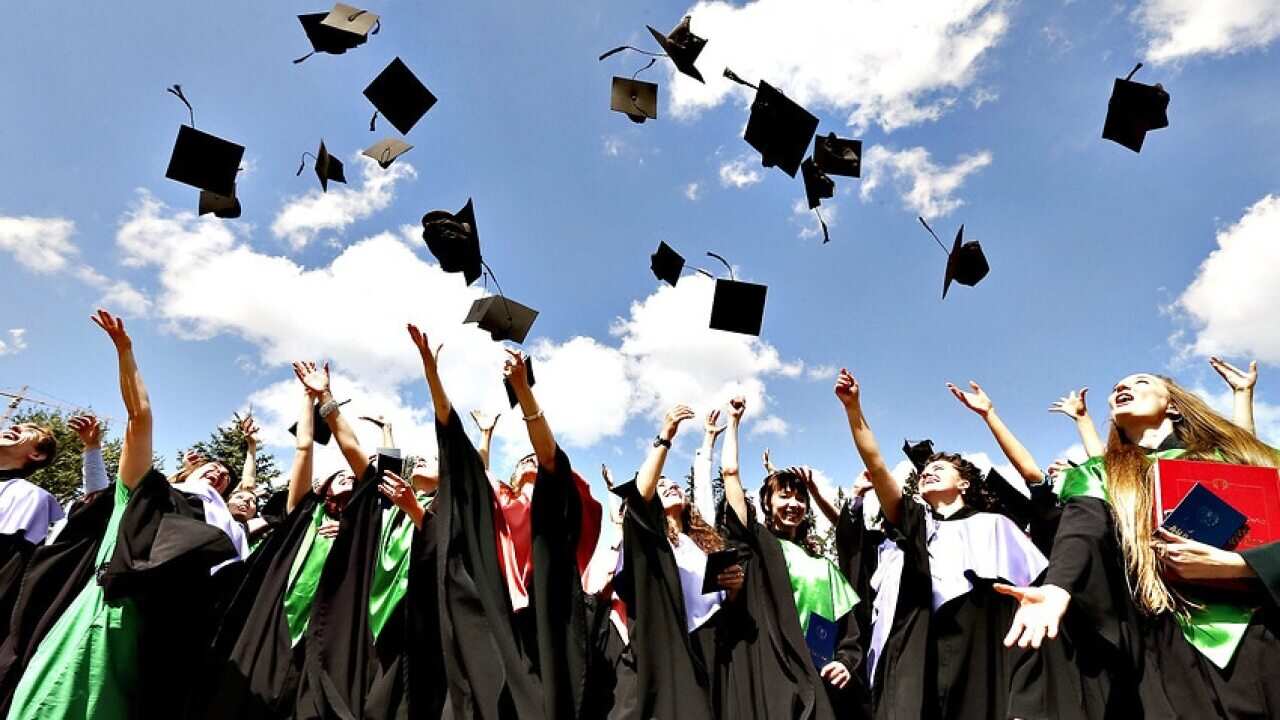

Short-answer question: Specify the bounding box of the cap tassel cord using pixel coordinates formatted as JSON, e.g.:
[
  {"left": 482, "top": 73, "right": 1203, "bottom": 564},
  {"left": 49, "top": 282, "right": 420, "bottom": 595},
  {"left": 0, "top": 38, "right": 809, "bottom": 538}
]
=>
[
  {"left": 631, "top": 57, "right": 657, "bottom": 81},
  {"left": 480, "top": 260, "right": 515, "bottom": 326},
  {"left": 722, "top": 68, "right": 757, "bottom": 91},
  {"left": 705, "top": 251, "right": 735, "bottom": 281},
  {"left": 917, "top": 217, "right": 949, "bottom": 255},
  {"left": 598, "top": 45, "right": 667, "bottom": 61},
  {"left": 814, "top": 209, "right": 830, "bottom": 244},
  {"left": 167, "top": 84, "right": 195, "bottom": 127},
  {"left": 296, "top": 152, "right": 318, "bottom": 176},
  {"left": 292, "top": 51, "right": 316, "bottom": 64},
  {"left": 1125, "top": 63, "right": 1143, "bottom": 81},
  {"left": 369, "top": 110, "right": 379, "bottom": 132}
]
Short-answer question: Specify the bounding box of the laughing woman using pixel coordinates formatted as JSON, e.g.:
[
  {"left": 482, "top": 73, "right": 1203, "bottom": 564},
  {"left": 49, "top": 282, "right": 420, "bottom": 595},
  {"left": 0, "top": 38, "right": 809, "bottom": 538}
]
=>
[
  {"left": 998, "top": 371, "right": 1280, "bottom": 718},
  {"left": 834, "top": 369, "right": 1050, "bottom": 720}
]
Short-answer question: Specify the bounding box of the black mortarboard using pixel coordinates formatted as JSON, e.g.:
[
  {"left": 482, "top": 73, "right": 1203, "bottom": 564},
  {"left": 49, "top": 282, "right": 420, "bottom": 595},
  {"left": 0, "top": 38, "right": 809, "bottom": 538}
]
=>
[
  {"left": 647, "top": 15, "right": 707, "bottom": 83},
  {"left": 902, "top": 438, "right": 935, "bottom": 472},
  {"left": 1102, "top": 63, "right": 1169, "bottom": 153},
  {"left": 814, "top": 132, "right": 862, "bottom": 178},
  {"left": 942, "top": 225, "right": 990, "bottom": 299},
  {"left": 362, "top": 137, "right": 413, "bottom": 169},
  {"left": 289, "top": 398, "right": 351, "bottom": 446},
  {"left": 198, "top": 189, "right": 241, "bottom": 219},
  {"left": 296, "top": 12, "right": 366, "bottom": 59},
  {"left": 320, "top": 4, "right": 379, "bottom": 37},
  {"left": 983, "top": 467, "right": 1033, "bottom": 529},
  {"left": 421, "top": 199, "right": 482, "bottom": 286},
  {"left": 709, "top": 279, "right": 767, "bottom": 336},
  {"left": 650, "top": 241, "right": 685, "bottom": 286},
  {"left": 165, "top": 125, "right": 244, "bottom": 198},
  {"left": 801, "top": 157, "right": 834, "bottom": 210},
  {"left": 465, "top": 295, "right": 539, "bottom": 344},
  {"left": 298, "top": 140, "right": 346, "bottom": 192},
  {"left": 503, "top": 357, "right": 535, "bottom": 408},
  {"left": 364, "top": 57, "right": 437, "bottom": 135},
  {"left": 726, "top": 70, "right": 818, "bottom": 178},
  {"left": 608, "top": 472, "right": 639, "bottom": 499},
  {"left": 610, "top": 77, "right": 658, "bottom": 123}
]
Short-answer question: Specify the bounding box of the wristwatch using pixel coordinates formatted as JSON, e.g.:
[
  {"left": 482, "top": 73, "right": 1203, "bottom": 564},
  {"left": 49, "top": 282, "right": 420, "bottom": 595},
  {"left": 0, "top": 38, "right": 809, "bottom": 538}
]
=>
[{"left": 653, "top": 436, "right": 672, "bottom": 449}]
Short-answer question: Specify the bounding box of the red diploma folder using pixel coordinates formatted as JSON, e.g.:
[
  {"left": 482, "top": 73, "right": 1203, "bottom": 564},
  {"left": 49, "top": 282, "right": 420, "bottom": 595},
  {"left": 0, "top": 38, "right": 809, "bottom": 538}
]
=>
[{"left": 1155, "top": 458, "right": 1280, "bottom": 549}]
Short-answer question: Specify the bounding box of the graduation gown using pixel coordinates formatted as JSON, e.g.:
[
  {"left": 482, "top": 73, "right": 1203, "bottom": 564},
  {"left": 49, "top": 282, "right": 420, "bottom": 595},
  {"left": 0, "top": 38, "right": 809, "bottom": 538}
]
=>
[
  {"left": 868, "top": 499, "right": 1049, "bottom": 720},
  {"left": 584, "top": 592, "right": 639, "bottom": 720},
  {"left": 1, "top": 468, "right": 237, "bottom": 719},
  {"left": 836, "top": 498, "right": 884, "bottom": 689},
  {"left": 0, "top": 534, "right": 35, "bottom": 650},
  {"left": 434, "top": 410, "right": 594, "bottom": 720}
]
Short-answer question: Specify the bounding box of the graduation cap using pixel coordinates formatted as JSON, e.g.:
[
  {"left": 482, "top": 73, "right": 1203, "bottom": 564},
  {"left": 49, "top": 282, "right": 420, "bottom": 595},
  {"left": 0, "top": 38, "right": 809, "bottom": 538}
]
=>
[
  {"left": 982, "top": 467, "right": 1034, "bottom": 529},
  {"left": 610, "top": 77, "right": 658, "bottom": 123},
  {"left": 362, "top": 137, "right": 413, "bottom": 169},
  {"left": 421, "top": 199, "right": 483, "bottom": 286},
  {"left": 607, "top": 471, "right": 639, "bottom": 499},
  {"left": 198, "top": 189, "right": 241, "bottom": 219},
  {"left": 902, "top": 438, "right": 935, "bottom": 472},
  {"left": 724, "top": 69, "right": 818, "bottom": 178},
  {"left": 814, "top": 133, "right": 862, "bottom": 178},
  {"left": 295, "top": 12, "right": 365, "bottom": 62},
  {"left": 918, "top": 217, "right": 990, "bottom": 299},
  {"left": 800, "top": 157, "right": 834, "bottom": 244},
  {"left": 364, "top": 57, "right": 437, "bottom": 134},
  {"left": 706, "top": 251, "right": 767, "bottom": 336},
  {"left": 296, "top": 140, "right": 346, "bottom": 192},
  {"left": 599, "top": 15, "right": 708, "bottom": 84},
  {"left": 465, "top": 295, "right": 539, "bottom": 344},
  {"left": 163, "top": 85, "right": 244, "bottom": 200},
  {"left": 650, "top": 241, "right": 685, "bottom": 286},
  {"left": 503, "top": 357, "right": 535, "bottom": 408},
  {"left": 289, "top": 398, "right": 351, "bottom": 446},
  {"left": 1102, "top": 63, "right": 1169, "bottom": 153}
]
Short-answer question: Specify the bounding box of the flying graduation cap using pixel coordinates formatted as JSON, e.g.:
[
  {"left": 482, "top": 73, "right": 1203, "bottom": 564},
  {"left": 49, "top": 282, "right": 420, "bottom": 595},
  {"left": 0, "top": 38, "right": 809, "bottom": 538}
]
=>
[
  {"left": 198, "top": 191, "right": 241, "bottom": 219},
  {"left": 706, "top": 252, "right": 767, "bottom": 336},
  {"left": 723, "top": 69, "right": 818, "bottom": 178},
  {"left": 650, "top": 241, "right": 685, "bottom": 286},
  {"left": 465, "top": 295, "right": 539, "bottom": 344},
  {"left": 163, "top": 85, "right": 244, "bottom": 207},
  {"left": 609, "top": 77, "right": 659, "bottom": 123},
  {"left": 800, "top": 157, "right": 834, "bottom": 243},
  {"left": 918, "top": 217, "right": 990, "bottom": 299},
  {"left": 814, "top": 133, "right": 862, "bottom": 178},
  {"left": 290, "top": 398, "right": 351, "bottom": 446},
  {"left": 362, "top": 137, "right": 413, "bottom": 169},
  {"left": 364, "top": 57, "right": 437, "bottom": 134},
  {"left": 1102, "top": 63, "right": 1170, "bottom": 153},
  {"left": 421, "top": 199, "right": 483, "bottom": 286},
  {"left": 902, "top": 438, "right": 935, "bottom": 472},
  {"left": 599, "top": 15, "right": 709, "bottom": 84},
  {"left": 296, "top": 140, "right": 347, "bottom": 192},
  {"left": 294, "top": 4, "right": 379, "bottom": 63}
]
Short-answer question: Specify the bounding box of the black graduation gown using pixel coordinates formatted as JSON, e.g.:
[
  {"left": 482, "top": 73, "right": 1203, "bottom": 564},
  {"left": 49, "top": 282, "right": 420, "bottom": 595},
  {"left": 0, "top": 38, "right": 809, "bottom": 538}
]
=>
[
  {"left": 434, "top": 410, "right": 592, "bottom": 720},
  {"left": 835, "top": 499, "right": 883, "bottom": 690},
  {"left": 871, "top": 502, "right": 1047, "bottom": 720},
  {"left": 721, "top": 510, "right": 864, "bottom": 720},
  {"left": 614, "top": 487, "right": 718, "bottom": 720},
  {"left": 0, "top": 469, "right": 237, "bottom": 719},
  {"left": 584, "top": 593, "right": 639, "bottom": 720},
  {"left": 0, "top": 533, "right": 35, "bottom": 649},
  {"left": 295, "top": 467, "right": 446, "bottom": 720},
  {"left": 194, "top": 492, "right": 323, "bottom": 719}
]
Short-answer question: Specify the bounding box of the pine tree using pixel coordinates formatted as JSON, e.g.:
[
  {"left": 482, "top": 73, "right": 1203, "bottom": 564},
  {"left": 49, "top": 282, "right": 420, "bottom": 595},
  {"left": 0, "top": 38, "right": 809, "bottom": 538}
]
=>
[
  {"left": 13, "top": 408, "right": 125, "bottom": 504},
  {"left": 181, "top": 415, "right": 281, "bottom": 491}
]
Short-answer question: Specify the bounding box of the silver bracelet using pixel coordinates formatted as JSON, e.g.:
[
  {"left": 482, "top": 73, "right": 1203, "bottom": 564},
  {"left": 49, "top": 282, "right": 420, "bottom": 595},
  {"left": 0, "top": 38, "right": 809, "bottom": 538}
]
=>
[
  {"left": 318, "top": 399, "right": 341, "bottom": 419},
  {"left": 522, "top": 409, "right": 544, "bottom": 422}
]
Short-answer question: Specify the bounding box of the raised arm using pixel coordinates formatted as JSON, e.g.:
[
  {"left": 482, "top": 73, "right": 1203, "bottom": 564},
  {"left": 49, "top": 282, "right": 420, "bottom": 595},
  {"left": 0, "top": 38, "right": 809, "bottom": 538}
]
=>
[
  {"left": 1049, "top": 388, "right": 1105, "bottom": 458},
  {"left": 947, "top": 381, "right": 1045, "bottom": 485},
  {"left": 800, "top": 466, "right": 841, "bottom": 526},
  {"left": 408, "top": 323, "right": 451, "bottom": 422},
  {"left": 692, "top": 409, "right": 725, "bottom": 521},
  {"left": 238, "top": 413, "right": 260, "bottom": 493},
  {"left": 1210, "top": 357, "right": 1258, "bottom": 436},
  {"left": 504, "top": 349, "right": 558, "bottom": 472},
  {"left": 91, "top": 309, "right": 151, "bottom": 490},
  {"left": 637, "top": 405, "right": 694, "bottom": 501},
  {"left": 834, "top": 369, "right": 904, "bottom": 527},
  {"left": 469, "top": 410, "right": 501, "bottom": 470},
  {"left": 286, "top": 387, "right": 316, "bottom": 514},
  {"left": 68, "top": 415, "right": 109, "bottom": 496},
  {"left": 721, "top": 396, "right": 750, "bottom": 525},
  {"left": 292, "top": 360, "right": 369, "bottom": 478}
]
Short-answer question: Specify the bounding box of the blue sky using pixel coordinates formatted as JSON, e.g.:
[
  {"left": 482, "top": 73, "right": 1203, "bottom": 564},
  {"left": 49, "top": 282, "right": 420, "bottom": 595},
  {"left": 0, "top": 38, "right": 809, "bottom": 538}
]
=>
[{"left": 4, "top": 0, "right": 1280, "bottom": 501}]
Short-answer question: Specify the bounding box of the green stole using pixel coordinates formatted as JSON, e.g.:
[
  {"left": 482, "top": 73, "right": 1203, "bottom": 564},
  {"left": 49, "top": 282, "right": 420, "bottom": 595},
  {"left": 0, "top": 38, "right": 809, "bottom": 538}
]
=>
[
  {"left": 778, "top": 537, "right": 859, "bottom": 633},
  {"left": 1057, "top": 450, "right": 1253, "bottom": 668}
]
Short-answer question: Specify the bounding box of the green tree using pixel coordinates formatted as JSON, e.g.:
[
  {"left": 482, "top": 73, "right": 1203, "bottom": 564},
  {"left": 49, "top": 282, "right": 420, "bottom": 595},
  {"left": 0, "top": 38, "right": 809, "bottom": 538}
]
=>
[
  {"left": 179, "top": 414, "right": 281, "bottom": 491},
  {"left": 14, "top": 408, "right": 125, "bottom": 505}
]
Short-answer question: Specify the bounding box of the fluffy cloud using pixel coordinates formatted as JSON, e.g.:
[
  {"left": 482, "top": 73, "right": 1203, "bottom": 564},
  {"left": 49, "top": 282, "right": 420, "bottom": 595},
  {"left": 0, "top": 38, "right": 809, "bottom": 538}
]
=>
[
  {"left": 749, "top": 414, "right": 788, "bottom": 437},
  {"left": 860, "top": 145, "right": 992, "bottom": 218},
  {"left": 666, "top": 0, "right": 1010, "bottom": 133},
  {"left": 1136, "top": 0, "right": 1280, "bottom": 63},
  {"left": 718, "top": 158, "right": 762, "bottom": 188},
  {"left": 1, "top": 214, "right": 149, "bottom": 314},
  {"left": 0, "top": 329, "right": 28, "bottom": 357},
  {"left": 1174, "top": 195, "right": 1280, "bottom": 363},
  {"left": 1191, "top": 384, "right": 1280, "bottom": 448},
  {"left": 271, "top": 155, "right": 416, "bottom": 250},
  {"left": 684, "top": 182, "right": 702, "bottom": 201}
]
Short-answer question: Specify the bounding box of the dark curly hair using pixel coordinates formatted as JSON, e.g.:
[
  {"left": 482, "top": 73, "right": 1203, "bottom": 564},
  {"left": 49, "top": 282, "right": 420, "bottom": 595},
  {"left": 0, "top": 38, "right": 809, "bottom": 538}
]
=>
[
  {"left": 758, "top": 470, "right": 824, "bottom": 556},
  {"left": 902, "top": 452, "right": 996, "bottom": 512}
]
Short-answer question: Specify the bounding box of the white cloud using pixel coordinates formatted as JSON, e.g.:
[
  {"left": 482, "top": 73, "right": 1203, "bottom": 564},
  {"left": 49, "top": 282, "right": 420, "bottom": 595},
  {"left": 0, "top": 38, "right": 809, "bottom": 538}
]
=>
[
  {"left": 666, "top": 0, "right": 1010, "bottom": 133},
  {"left": 791, "top": 199, "right": 837, "bottom": 240},
  {"left": 719, "top": 158, "right": 762, "bottom": 188},
  {"left": 749, "top": 414, "right": 788, "bottom": 437},
  {"left": 1174, "top": 195, "right": 1280, "bottom": 364},
  {"left": 271, "top": 155, "right": 416, "bottom": 251},
  {"left": 1136, "top": 0, "right": 1280, "bottom": 63},
  {"left": 0, "top": 329, "right": 28, "bottom": 357},
  {"left": 684, "top": 182, "right": 702, "bottom": 201},
  {"left": 603, "top": 136, "right": 625, "bottom": 157},
  {"left": 969, "top": 86, "right": 1000, "bottom": 109},
  {"left": 806, "top": 364, "right": 837, "bottom": 381},
  {"left": 1190, "top": 384, "right": 1280, "bottom": 448},
  {"left": 860, "top": 145, "right": 992, "bottom": 218}
]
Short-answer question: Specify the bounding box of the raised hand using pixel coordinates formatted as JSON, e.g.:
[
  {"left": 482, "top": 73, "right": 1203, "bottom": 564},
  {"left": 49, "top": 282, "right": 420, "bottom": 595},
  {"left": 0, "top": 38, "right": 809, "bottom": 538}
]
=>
[
  {"left": 406, "top": 323, "right": 443, "bottom": 368},
  {"left": 762, "top": 448, "right": 778, "bottom": 475},
  {"left": 850, "top": 470, "right": 874, "bottom": 499},
  {"left": 1209, "top": 356, "right": 1258, "bottom": 393},
  {"left": 183, "top": 449, "right": 209, "bottom": 471},
  {"left": 469, "top": 409, "right": 501, "bottom": 434},
  {"left": 727, "top": 396, "right": 747, "bottom": 423},
  {"left": 503, "top": 349, "right": 530, "bottom": 393},
  {"left": 994, "top": 583, "right": 1070, "bottom": 649},
  {"left": 660, "top": 404, "right": 696, "bottom": 442},
  {"left": 704, "top": 409, "right": 726, "bottom": 442},
  {"left": 291, "top": 360, "right": 330, "bottom": 398},
  {"left": 1045, "top": 458, "right": 1073, "bottom": 480},
  {"left": 784, "top": 465, "right": 815, "bottom": 489},
  {"left": 379, "top": 470, "right": 419, "bottom": 514},
  {"left": 834, "top": 369, "right": 860, "bottom": 409},
  {"left": 238, "top": 413, "right": 261, "bottom": 448},
  {"left": 90, "top": 308, "right": 131, "bottom": 350},
  {"left": 67, "top": 415, "right": 103, "bottom": 450},
  {"left": 1048, "top": 388, "right": 1089, "bottom": 420},
  {"left": 601, "top": 463, "right": 615, "bottom": 489},
  {"left": 947, "top": 381, "right": 993, "bottom": 417}
]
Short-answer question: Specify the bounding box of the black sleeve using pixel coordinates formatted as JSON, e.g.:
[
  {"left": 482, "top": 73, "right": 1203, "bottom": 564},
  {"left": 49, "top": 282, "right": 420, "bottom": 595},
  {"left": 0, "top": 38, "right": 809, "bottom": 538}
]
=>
[
  {"left": 1027, "top": 482, "right": 1063, "bottom": 555},
  {"left": 1042, "top": 497, "right": 1131, "bottom": 653},
  {"left": 1240, "top": 541, "right": 1280, "bottom": 611},
  {"left": 883, "top": 495, "right": 930, "bottom": 573}
]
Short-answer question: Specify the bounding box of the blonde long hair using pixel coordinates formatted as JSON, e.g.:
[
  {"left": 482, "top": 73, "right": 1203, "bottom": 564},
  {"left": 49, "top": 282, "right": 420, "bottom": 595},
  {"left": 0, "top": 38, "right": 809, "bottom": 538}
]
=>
[{"left": 1105, "top": 375, "right": 1278, "bottom": 615}]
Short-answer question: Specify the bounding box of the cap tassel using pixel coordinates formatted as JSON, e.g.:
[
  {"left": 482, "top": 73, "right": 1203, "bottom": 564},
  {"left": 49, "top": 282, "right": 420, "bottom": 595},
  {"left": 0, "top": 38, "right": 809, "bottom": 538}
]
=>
[
  {"left": 371, "top": 18, "right": 381, "bottom": 35},
  {"left": 1125, "top": 62, "right": 1143, "bottom": 81},
  {"left": 292, "top": 51, "right": 316, "bottom": 64},
  {"left": 598, "top": 45, "right": 667, "bottom": 62},
  {"left": 631, "top": 57, "right": 657, "bottom": 80},
  {"left": 479, "top": 260, "right": 516, "bottom": 327},
  {"left": 814, "top": 209, "right": 830, "bottom": 244},
  {"left": 369, "top": 110, "right": 379, "bottom": 132},
  {"left": 296, "top": 152, "right": 317, "bottom": 176},
  {"left": 917, "top": 217, "right": 949, "bottom": 255},
  {"left": 166, "top": 84, "right": 195, "bottom": 127},
  {"left": 722, "top": 68, "right": 757, "bottom": 91},
  {"left": 705, "top": 251, "right": 735, "bottom": 281}
]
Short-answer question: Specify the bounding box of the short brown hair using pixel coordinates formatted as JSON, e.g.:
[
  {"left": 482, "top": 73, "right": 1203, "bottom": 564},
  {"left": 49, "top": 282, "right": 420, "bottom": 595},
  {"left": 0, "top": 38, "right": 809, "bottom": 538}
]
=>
[{"left": 21, "top": 424, "right": 57, "bottom": 474}]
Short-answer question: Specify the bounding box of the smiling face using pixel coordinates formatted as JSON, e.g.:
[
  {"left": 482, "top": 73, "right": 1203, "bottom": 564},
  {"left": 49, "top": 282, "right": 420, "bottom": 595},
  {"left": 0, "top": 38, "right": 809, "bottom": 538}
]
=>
[
  {"left": 0, "top": 424, "right": 54, "bottom": 473},
  {"left": 1109, "top": 373, "right": 1172, "bottom": 425},
  {"left": 917, "top": 458, "right": 967, "bottom": 507},
  {"left": 656, "top": 476, "right": 686, "bottom": 511},
  {"left": 227, "top": 489, "right": 257, "bottom": 522},
  {"left": 767, "top": 482, "right": 807, "bottom": 533},
  {"left": 191, "top": 461, "right": 232, "bottom": 495}
]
